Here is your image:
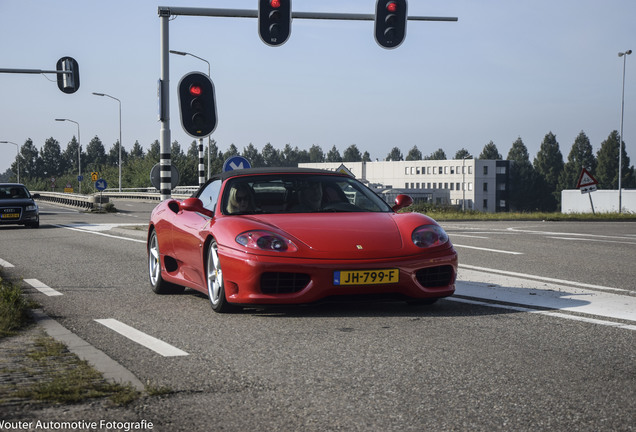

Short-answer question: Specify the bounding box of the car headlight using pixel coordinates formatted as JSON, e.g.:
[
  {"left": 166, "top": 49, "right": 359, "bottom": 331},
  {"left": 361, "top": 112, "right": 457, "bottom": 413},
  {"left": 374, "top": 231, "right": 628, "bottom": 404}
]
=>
[
  {"left": 412, "top": 225, "right": 449, "bottom": 248},
  {"left": 26, "top": 204, "right": 38, "bottom": 212},
  {"left": 236, "top": 230, "right": 298, "bottom": 252}
]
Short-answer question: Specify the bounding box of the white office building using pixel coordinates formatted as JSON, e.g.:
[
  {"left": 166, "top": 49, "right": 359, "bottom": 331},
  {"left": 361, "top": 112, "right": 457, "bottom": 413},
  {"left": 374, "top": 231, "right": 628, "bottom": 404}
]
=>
[{"left": 299, "top": 159, "right": 511, "bottom": 213}]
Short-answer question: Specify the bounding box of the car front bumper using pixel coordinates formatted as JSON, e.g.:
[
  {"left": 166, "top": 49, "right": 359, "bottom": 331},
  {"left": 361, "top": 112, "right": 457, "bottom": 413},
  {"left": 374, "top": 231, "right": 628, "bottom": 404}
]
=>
[
  {"left": 218, "top": 245, "right": 458, "bottom": 305},
  {"left": 0, "top": 208, "right": 38, "bottom": 225}
]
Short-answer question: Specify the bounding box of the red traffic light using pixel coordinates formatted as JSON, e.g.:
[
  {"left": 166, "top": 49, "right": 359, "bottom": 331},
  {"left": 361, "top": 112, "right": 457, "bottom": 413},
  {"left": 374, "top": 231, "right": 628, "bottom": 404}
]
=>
[
  {"left": 375, "top": 0, "right": 407, "bottom": 49},
  {"left": 259, "top": 0, "right": 291, "bottom": 47},
  {"left": 189, "top": 84, "right": 202, "bottom": 96},
  {"left": 178, "top": 72, "right": 217, "bottom": 138}
]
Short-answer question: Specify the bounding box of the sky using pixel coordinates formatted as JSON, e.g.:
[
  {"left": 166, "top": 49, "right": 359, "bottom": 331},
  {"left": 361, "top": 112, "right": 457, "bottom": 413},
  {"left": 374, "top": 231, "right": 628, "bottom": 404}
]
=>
[{"left": 1, "top": 0, "right": 635, "bottom": 176}]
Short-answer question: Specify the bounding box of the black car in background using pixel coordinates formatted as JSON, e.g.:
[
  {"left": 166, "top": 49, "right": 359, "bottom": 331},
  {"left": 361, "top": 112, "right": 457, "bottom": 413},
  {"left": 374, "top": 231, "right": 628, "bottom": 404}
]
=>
[{"left": 0, "top": 183, "right": 40, "bottom": 228}]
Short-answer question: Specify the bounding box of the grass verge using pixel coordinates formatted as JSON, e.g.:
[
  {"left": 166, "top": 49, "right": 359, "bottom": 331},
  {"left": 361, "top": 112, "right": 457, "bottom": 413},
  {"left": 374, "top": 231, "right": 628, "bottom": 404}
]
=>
[
  {"left": 0, "top": 276, "right": 33, "bottom": 338},
  {"left": 0, "top": 272, "right": 141, "bottom": 406},
  {"left": 13, "top": 336, "right": 139, "bottom": 405}
]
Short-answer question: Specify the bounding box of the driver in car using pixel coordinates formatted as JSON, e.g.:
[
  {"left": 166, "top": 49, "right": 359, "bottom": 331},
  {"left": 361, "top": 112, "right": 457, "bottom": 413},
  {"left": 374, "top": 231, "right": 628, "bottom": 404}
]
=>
[{"left": 226, "top": 183, "right": 257, "bottom": 214}]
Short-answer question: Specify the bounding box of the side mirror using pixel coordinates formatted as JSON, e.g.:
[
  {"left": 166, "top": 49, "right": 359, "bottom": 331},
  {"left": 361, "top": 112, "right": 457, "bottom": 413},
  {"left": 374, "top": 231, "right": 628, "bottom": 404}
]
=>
[
  {"left": 180, "top": 197, "right": 214, "bottom": 218},
  {"left": 392, "top": 194, "right": 413, "bottom": 212}
]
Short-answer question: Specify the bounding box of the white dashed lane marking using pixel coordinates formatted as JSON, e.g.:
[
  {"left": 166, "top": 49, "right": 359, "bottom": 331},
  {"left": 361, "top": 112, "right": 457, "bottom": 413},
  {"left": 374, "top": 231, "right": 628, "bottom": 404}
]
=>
[
  {"left": 24, "top": 279, "right": 63, "bottom": 296},
  {"left": 0, "top": 258, "right": 14, "bottom": 268},
  {"left": 95, "top": 318, "right": 188, "bottom": 357}
]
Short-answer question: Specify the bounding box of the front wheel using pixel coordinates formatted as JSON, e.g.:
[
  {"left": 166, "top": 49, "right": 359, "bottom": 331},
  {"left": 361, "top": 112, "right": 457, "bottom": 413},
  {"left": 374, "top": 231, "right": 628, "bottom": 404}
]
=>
[
  {"left": 206, "top": 240, "right": 236, "bottom": 313},
  {"left": 148, "top": 230, "right": 184, "bottom": 294}
]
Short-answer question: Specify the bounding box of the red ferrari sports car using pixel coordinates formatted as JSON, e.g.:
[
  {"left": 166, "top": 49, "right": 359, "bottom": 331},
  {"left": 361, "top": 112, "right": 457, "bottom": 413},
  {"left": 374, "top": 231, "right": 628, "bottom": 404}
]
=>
[{"left": 147, "top": 168, "right": 457, "bottom": 312}]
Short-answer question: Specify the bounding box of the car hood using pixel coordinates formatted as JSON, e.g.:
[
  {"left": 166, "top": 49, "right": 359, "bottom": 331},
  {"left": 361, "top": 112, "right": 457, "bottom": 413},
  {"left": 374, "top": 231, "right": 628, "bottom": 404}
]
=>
[
  {"left": 246, "top": 212, "right": 405, "bottom": 258},
  {"left": 0, "top": 198, "right": 35, "bottom": 207}
]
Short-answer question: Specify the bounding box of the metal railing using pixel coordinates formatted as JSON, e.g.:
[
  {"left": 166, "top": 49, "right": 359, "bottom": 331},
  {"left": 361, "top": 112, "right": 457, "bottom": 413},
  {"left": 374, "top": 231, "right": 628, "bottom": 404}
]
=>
[
  {"left": 33, "top": 191, "right": 96, "bottom": 209},
  {"left": 32, "top": 187, "right": 197, "bottom": 209}
]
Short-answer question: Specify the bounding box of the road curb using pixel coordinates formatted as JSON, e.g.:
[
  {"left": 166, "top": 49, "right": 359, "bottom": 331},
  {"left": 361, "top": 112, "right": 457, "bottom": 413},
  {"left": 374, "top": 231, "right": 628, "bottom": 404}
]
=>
[{"left": 30, "top": 309, "right": 145, "bottom": 392}]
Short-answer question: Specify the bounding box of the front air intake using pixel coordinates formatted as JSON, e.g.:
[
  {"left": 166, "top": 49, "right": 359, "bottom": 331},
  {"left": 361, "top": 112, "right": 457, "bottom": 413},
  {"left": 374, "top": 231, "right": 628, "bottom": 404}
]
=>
[
  {"left": 415, "top": 265, "right": 455, "bottom": 288},
  {"left": 261, "top": 272, "right": 310, "bottom": 294}
]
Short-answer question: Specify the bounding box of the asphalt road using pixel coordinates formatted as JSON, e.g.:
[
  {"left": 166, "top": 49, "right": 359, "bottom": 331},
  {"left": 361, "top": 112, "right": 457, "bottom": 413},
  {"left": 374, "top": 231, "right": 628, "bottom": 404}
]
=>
[{"left": 1, "top": 200, "right": 635, "bottom": 431}]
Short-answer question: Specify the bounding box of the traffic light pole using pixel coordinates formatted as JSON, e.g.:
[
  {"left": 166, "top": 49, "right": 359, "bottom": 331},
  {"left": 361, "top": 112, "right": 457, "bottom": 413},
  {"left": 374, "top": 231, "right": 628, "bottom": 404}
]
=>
[
  {"left": 157, "top": 5, "right": 457, "bottom": 200},
  {"left": 159, "top": 8, "right": 172, "bottom": 200}
]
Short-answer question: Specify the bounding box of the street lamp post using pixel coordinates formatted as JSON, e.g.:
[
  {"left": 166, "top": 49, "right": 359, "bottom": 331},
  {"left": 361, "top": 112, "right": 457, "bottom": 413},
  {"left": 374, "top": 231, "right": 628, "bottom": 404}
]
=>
[
  {"left": 170, "top": 49, "right": 212, "bottom": 181},
  {"left": 0, "top": 141, "right": 19, "bottom": 183},
  {"left": 92, "top": 92, "right": 122, "bottom": 192},
  {"left": 55, "top": 119, "right": 81, "bottom": 194},
  {"left": 618, "top": 49, "right": 632, "bottom": 213}
]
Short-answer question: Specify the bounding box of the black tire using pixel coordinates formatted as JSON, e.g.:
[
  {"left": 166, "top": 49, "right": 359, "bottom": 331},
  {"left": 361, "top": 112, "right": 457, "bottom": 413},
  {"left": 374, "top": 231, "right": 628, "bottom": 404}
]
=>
[{"left": 148, "top": 230, "right": 184, "bottom": 294}]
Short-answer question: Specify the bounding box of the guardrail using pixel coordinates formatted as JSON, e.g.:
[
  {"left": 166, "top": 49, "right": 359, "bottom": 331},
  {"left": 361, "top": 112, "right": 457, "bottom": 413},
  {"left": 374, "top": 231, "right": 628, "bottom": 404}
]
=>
[
  {"left": 32, "top": 187, "right": 197, "bottom": 209},
  {"left": 33, "top": 191, "right": 97, "bottom": 209},
  {"left": 101, "top": 187, "right": 199, "bottom": 200}
]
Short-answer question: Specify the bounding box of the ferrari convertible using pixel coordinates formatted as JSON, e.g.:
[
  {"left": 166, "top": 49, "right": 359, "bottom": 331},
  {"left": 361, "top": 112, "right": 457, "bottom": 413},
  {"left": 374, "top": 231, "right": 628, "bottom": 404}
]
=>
[{"left": 147, "top": 168, "right": 457, "bottom": 312}]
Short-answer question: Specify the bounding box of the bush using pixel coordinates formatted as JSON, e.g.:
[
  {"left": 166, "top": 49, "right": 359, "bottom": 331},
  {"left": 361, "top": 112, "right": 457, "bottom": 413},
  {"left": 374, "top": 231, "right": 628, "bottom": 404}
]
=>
[{"left": 0, "top": 278, "right": 32, "bottom": 337}]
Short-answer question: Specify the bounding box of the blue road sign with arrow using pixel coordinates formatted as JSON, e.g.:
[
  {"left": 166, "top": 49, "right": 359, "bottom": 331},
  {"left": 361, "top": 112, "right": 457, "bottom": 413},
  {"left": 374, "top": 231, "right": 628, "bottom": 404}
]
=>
[
  {"left": 95, "top": 179, "right": 108, "bottom": 191},
  {"left": 223, "top": 156, "right": 251, "bottom": 172}
]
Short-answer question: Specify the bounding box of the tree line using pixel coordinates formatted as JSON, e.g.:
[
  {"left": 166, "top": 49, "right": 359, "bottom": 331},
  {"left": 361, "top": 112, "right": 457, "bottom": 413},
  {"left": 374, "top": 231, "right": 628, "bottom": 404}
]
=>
[{"left": 1, "top": 129, "right": 633, "bottom": 212}]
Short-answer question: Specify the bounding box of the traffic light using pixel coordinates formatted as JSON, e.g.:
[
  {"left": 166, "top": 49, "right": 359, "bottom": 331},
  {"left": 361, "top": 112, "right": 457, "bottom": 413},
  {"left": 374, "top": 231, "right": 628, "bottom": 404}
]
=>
[
  {"left": 56, "top": 57, "right": 80, "bottom": 94},
  {"left": 375, "top": 0, "right": 408, "bottom": 49},
  {"left": 258, "top": 0, "right": 292, "bottom": 47},
  {"left": 177, "top": 72, "right": 217, "bottom": 138}
]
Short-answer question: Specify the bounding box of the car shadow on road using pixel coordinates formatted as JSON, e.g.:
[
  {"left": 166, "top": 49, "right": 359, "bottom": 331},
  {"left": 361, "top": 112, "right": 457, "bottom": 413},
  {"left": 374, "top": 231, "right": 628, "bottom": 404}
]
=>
[{"left": 181, "top": 288, "right": 536, "bottom": 319}]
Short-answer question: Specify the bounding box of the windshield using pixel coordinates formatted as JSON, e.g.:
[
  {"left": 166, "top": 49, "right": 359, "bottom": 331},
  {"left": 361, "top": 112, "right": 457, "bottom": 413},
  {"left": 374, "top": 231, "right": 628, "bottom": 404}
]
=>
[
  {"left": 221, "top": 174, "right": 392, "bottom": 215},
  {"left": 0, "top": 185, "right": 30, "bottom": 200}
]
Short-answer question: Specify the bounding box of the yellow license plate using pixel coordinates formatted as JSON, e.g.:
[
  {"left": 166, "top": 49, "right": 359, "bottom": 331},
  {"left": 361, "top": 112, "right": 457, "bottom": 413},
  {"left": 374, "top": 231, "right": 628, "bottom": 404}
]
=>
[
  {"left": 334, "top": 269, "right": 399, "bottom": 286},
  {"left": 1, "top": 213, "right": 19, "bottom": 219}
]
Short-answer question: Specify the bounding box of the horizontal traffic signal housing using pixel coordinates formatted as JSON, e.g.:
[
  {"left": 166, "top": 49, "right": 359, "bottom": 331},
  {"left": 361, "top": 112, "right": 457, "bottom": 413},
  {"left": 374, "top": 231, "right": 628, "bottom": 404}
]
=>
[
  {"left": 178, "top": 72, "right": 217, "bottom": 138},
  {"left": 258, "top": 0, "right": 292, "bottom": 47},
  {"left": 375, "top": 0, "right": 408, "bottom": 49}
]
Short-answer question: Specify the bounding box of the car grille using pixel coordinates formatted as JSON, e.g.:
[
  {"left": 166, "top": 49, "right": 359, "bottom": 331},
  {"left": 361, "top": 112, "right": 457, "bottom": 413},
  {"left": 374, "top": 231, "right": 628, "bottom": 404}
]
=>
[
  {"left": 415, "top": 265, "right": 455, "bottom": 288},
  {"left": 0, "top": 207, "right": 22, "bottom": 220},
  {"left": 261, "top": 272, "right": 311, "bottom": 294}
]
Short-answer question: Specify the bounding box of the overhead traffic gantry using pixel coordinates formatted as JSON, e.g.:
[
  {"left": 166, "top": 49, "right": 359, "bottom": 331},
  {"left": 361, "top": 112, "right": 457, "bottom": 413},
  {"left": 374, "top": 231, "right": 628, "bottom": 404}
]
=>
[{"left": 156, "top": 3, "right": 457, "bottom": 199}]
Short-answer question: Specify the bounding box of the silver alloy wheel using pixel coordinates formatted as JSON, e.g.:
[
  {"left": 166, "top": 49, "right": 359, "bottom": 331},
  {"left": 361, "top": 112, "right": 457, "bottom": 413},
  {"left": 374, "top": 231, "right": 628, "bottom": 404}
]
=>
[
  {"left": 207, "top": 241, "right": 223, "bottom": 306},
  {"left": 149, "top": 232, "right": 161, "bottom": 286}
]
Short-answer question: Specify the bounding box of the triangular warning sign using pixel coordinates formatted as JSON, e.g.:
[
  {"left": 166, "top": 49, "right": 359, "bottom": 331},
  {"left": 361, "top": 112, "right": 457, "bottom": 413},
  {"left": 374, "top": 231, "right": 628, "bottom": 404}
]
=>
[
  {"left": 576, "top": 168, "right": 598, "bottom": 188},
  {"left": 336, "top": 164, "right": 355, "bottom": 177}
]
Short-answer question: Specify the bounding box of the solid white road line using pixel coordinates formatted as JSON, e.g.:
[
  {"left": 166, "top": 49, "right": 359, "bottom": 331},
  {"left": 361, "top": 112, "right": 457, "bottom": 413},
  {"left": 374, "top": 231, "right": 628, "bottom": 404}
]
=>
[
  {"left": 448, "top": 234, "right": 490, "bottom": 239},
  {"left": 61, "top": 222, "right": 147, "bottom": 232},
  {"left": 453, "top": 244, "right": 524, "bottom": 255},
  {"left": 448, "top": 297, "right": 636, "bottom": 332},
  {"left": 0, "top": 258, "right": 14, "bottom": 268},
  {"left": 456, "top": 267, "right": 636, "bottom": 326},
  {"left": 506, "top": 226, "right": 636, "bottom": 241},
  {"left": 95, "top": 318, "right": 188, "bottom": 357},
  {"left": 546, "top": 236, "right": 636, "bottom": 246},
  {"left": 55, "top": 224, "right": 146, "bottom": 244},
  {"left": 459, "top": 264, "right": 629, "bottom": 293},
  {"left": 24, "top": 279, "right": 63, "bottom": 296}
]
